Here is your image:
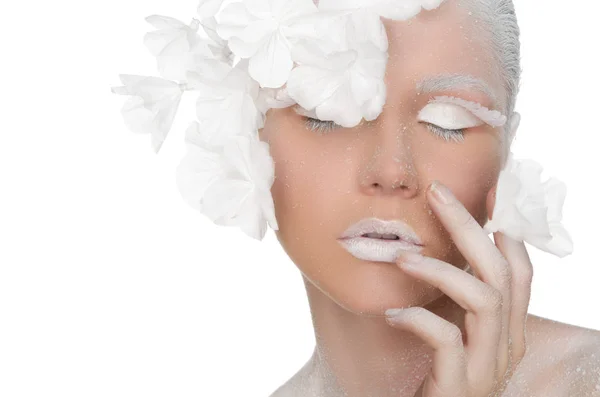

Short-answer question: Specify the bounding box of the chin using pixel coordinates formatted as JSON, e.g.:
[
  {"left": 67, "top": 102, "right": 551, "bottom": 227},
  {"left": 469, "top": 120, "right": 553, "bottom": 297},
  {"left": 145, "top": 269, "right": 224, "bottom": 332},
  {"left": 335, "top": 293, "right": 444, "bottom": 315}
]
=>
[{"left": 308, "top": 255, "right": 447, "bottom": 317}]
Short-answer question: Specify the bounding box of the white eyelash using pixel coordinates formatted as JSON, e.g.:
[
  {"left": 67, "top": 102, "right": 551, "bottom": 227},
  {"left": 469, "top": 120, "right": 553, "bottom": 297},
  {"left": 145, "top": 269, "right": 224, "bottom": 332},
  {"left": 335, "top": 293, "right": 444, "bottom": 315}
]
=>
[{"left": 430, "top": 95, "right": 507, "bottom": 127}]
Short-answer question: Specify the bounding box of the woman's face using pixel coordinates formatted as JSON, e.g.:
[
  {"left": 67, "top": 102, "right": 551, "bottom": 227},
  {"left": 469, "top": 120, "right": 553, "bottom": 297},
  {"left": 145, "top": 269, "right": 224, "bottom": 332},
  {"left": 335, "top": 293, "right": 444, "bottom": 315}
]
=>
[{"left": 259, "top": 0, "right": 508, "bottom": 315}]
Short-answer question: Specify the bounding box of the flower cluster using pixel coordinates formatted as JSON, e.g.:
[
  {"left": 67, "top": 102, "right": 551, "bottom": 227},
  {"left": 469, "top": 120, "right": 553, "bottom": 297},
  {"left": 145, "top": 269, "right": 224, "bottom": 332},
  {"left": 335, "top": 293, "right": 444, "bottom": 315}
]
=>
[
  {"left": 111, "top": 0, "right": 573, "bottom": 258},
  {"left": 111, "top": 0, "right": 446, "bottom": 240},
  {"left": 483, "top": 152, "right": 574, "bottom": 258}
]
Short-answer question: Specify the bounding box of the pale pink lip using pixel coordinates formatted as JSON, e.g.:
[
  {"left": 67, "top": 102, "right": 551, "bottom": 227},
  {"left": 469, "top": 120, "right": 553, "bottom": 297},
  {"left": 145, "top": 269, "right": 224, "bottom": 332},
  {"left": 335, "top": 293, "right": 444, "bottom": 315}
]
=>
[
  {"left": 339, "top": 217, "right": 423, "bottom": 246},
  {"left": 337, "top": 236, "right": 424, "bottom": 263},
  {"left": 339, "top": 235, "right": 424, "bottom": 246}
]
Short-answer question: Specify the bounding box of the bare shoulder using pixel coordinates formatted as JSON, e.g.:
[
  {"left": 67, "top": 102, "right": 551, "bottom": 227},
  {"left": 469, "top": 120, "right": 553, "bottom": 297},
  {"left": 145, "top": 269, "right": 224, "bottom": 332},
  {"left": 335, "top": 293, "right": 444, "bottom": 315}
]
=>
[{"left": 503, "top": 314, "right": 600, "bottom": 396}]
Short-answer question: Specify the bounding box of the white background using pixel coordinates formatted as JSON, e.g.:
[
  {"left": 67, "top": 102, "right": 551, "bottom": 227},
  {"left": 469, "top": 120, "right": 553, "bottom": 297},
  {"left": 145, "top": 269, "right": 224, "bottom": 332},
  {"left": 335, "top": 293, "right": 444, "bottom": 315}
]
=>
[{"left": 1, "top": 1, "right": 598, "bottom": 396}]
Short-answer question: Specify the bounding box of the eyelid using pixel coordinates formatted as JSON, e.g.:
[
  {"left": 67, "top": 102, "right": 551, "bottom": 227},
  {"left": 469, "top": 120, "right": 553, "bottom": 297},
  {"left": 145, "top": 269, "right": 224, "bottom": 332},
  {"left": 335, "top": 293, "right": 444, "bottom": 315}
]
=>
[
  {"left": 428, "top": 96, "right": 507, "bottom": 127},
  {"left": 417, "top": 102, "right": 484, "bottom": 130}
]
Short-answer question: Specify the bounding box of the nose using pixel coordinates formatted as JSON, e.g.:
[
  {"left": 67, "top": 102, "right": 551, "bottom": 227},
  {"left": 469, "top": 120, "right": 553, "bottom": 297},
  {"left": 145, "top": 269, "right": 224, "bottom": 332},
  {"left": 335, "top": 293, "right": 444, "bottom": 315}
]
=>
[{"left": 359, "top": 124, "right": 419, "bottom": 198}]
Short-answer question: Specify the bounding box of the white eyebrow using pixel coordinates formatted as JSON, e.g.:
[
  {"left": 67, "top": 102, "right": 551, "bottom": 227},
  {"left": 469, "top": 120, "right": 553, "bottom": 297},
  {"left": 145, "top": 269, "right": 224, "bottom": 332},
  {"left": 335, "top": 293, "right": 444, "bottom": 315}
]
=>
[{"left": 416, "top": 73, "right": 500, "bottom": 110}]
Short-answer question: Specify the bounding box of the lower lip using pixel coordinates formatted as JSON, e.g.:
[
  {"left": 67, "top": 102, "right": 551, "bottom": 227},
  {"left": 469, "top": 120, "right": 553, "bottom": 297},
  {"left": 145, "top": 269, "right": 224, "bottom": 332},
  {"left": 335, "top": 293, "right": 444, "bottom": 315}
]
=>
[{"left": 337, "top": 237, "right": 423, "bottom": 263}]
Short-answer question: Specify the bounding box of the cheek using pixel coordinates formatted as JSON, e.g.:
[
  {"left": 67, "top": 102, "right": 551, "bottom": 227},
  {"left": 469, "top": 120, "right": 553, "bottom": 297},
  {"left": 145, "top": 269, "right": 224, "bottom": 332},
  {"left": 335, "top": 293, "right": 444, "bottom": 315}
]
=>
[
  {"left": 432, "top": 136, "right": 502, "bottom": 226},
  {"left": 267, "top": 129, "right": 355, "bottom": 261}
]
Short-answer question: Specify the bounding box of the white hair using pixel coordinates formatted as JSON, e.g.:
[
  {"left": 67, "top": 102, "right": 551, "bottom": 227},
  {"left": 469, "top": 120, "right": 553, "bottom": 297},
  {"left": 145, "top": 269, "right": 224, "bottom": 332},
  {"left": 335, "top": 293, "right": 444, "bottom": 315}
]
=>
[{"left": 463, "top": 0, "right": 522, "bottom": 127}]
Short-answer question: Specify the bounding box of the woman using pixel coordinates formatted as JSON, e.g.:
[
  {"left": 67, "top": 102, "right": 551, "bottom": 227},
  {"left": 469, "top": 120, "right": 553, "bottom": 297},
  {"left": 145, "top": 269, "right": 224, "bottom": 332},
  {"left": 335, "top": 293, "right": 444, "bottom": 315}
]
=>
[{"left": 256, "top": 1, "right": 600, "bottom": 396}]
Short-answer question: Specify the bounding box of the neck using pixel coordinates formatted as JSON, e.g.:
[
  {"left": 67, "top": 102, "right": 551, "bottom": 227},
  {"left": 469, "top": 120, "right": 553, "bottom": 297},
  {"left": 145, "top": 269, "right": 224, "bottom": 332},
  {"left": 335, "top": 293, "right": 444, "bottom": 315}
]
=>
[{"left": 301, "top": 273, "right": 469, "bottom": 397}]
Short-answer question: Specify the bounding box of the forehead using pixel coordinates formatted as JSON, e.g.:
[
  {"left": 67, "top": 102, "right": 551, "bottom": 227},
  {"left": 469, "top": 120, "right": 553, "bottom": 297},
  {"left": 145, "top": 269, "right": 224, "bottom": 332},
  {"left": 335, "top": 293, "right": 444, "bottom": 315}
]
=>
[{"left": 381, "top": 1, "right": 503, "bottom": 109}]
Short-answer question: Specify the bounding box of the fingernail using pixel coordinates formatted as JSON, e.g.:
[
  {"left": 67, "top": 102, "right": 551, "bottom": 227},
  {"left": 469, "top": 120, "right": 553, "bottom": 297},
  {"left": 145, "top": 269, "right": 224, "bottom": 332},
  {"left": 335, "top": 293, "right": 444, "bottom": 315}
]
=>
[
  {"left": 430, "top": 180, "right": 451, "bottom": 204},
  {"left": 385, "top": 308, "right": 405, "bottom": 318}
]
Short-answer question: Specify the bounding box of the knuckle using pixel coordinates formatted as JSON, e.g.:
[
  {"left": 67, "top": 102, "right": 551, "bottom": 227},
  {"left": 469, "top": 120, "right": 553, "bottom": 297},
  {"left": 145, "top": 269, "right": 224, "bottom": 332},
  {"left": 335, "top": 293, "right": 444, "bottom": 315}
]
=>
[{"left": 444, "top": 323, "right": 464, "bottom": 347}]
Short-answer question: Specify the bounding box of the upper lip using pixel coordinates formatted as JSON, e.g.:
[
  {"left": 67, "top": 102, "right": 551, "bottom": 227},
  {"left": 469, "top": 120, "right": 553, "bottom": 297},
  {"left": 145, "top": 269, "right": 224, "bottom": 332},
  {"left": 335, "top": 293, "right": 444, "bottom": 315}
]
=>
[{"left": 339, "top": 217, "right": 423, "bottom": 246}]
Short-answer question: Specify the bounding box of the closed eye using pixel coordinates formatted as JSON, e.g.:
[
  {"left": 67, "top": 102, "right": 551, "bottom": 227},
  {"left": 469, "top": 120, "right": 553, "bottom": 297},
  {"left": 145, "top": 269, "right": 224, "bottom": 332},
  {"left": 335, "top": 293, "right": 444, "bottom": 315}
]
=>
[
  {"left": 304, "top": 117, "right": 340, "bottom": 134},
  {"left": 423, "top": 122, "right": 466, "bottom": 143}
]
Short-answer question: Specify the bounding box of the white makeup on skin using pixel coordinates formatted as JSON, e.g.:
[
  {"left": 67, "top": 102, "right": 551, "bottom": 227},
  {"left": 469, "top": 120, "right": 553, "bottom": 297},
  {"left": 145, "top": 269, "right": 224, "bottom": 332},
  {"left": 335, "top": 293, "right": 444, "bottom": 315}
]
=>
[{"left": 420, "top": 96, "right": 507, "bottom": 128}]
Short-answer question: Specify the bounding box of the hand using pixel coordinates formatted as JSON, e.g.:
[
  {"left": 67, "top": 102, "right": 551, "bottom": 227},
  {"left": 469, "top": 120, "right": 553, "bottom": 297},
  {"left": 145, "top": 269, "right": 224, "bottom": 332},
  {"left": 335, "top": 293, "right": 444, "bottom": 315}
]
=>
[{"left": 385, "top": 180, "right": 534, "bottom": 397}]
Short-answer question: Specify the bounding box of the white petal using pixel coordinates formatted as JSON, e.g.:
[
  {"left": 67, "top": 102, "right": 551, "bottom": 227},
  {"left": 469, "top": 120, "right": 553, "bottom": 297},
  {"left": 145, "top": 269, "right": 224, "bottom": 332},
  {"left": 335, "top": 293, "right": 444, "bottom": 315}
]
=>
[
  {"left": 248, "top": 31, "right": 294, "bottom": 88},
  {"left": 317, "top": 0, "right": 369, "bottom": 11},
  {"left": 256, "top": 87, "right": 296, "bottom": 114},
  {"left": 111, "top": 74, "right": 184, "bottom": 153},
  {"left": 144, "top": 15, "right": 187, "bottom": 30},
  {"left": 276, "top": 0, "right": 318, "bottom": 21},
  {"left": 216, "top": 2, "right": 255, "bottom": 39},
  {"left": 228, "top": 35, "right": 266, "bottom": 58},
  {"left": 244, "top": 0, "right": 272, "bottom": 19},
  {"left": 199, "top": 16, "right": 226, "bottom": 47},
  {"left": 202, "top": 178, "right": 254, "bottom": 224},
  {"left": 421, "top": 0, "right": 446, "bottom": 10},
  {"left": 361, "top": 80, "right": 386, "bottom": 121},
  {"left": 316, "top": 83, "right": 363, "bottom": 127},
  {"left": 286, "top": 66, "right": 344, "bottom": 110},
  {"left": 349, "top": 10, "right": 388, "bottom": 51},
  {"left": 373, "top": 0, "right": 423, "bottom": 20},
  {"left": 176, "top": 122, "right": 224, "bottom": 212},
  {"left": 201, "top": 134, "right": 277, "bottom": 240}
]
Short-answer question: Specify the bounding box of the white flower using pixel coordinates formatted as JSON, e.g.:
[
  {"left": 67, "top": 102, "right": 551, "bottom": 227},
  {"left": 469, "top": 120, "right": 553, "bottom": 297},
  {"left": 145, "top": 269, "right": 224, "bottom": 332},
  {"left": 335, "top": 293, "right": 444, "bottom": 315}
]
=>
[
  {"left": 144, "top": 15, "right": 220, "bottom": 81},
  {"left": 215, "top": 0, "right": 321, "bottom": 88},
  {"left": 285, "top": 32, "right": 388, "bottom": 128},
  {"left": 176, "top": 121, "right": 278, "bottom": 241},
  {"left": 484, "top": 152, "right": 574, "bottom": 258},
  {"left": 111, "top": 74, "right": 186, "bottom": 153},
  {"left": 186, "top": 58, "right": 264, "bottom": 148}
]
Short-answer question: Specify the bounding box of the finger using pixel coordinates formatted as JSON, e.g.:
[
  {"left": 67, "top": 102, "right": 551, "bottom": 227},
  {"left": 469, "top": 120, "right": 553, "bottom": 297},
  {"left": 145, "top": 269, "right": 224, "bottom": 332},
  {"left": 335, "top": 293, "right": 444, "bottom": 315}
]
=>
[
  {"left": 385, "top": 307, "right": 468, "bottom": 397},
  {"left": 426, "top": 180, "right": 513, "bottom": 295},
  {"left": 493, "top": 231, "right": 533, "bottom": 364},
  {"left": 397, "top": 252, "right": 503, "bottom": 393},
  {"left": 426, "top": 180, "right": 513, "bottom": 391}
]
